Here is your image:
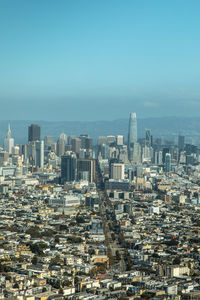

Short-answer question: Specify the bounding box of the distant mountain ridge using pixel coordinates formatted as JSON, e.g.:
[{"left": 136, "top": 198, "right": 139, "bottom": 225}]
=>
[{"left": 0, "top": 116, "right": 200, "bottom": 145}]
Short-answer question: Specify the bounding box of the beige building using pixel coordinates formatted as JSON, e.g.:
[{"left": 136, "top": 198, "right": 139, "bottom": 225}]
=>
[{"left": 111, "top": 163, "right": 124, "bottom": 180}]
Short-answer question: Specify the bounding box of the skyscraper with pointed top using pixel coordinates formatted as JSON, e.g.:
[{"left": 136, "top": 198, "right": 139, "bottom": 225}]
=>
[
  {"left": 128, "top": 112, "right": 137, "bottom": 161},
  {"left": 4, "top": 123, "right": 14, "bottom": 154}
]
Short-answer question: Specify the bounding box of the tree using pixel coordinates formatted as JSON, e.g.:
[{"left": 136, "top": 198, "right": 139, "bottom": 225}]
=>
[
  {"left": 111, "top": 233, "right": 115, "bottom": 241},
  {"left": 26, "top": 226, "right": 42, "bottom": 238},
  {"left": 173, "top": 256, "right": 181, "bottom": 265},
  {"left": 107, "top": 247, "right": 114, "bottom": 266},
  {"left": 49, "top": 255, "right": 63, "bottom": 267},
  {"left": 31, "top": 256, "right": 38, "bottom": 265},
  {"left": 95, "top": 262, "right": 106, "bottom": 273},
  {"left": 13, "top": 283, "right": 19, "bottom": 289},
  {"left": 88, "top": 248, "right": 95, "bottom": 255},
  {"left": 29, "top": 242, "right": 47, "bottom": 256},
  {"left": 115, "top": 250, "right": 121, "bottom": 262},
  {"left": 55, "top": 236, "right": 59, "bottom": 244}
]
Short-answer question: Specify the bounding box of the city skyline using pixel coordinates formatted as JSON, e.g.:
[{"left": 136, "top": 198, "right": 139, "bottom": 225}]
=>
[
  {"left": 1, "top": 1, "right": 200, "bottom": 297},
  {"left": 0, "top": 114, "right": 200, "bottom": 146},
  {"left": 1, "top": 0, "right": 200, "bottom": 120}
]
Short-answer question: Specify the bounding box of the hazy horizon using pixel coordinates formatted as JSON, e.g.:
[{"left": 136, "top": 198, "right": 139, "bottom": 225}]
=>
[{"left": 1, "top": 0, "right": 200, "bottom": 121}]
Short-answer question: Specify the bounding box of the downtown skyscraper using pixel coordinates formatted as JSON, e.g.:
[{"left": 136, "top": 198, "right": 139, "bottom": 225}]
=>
[
  {"left": 28, "top": 124, "right": 40, "bottom": 142},
  {"left": 128, "top": 112, "right": 137, "bottom": 161},
  {"left": 4, "top": 124, "right": 14, "bottom": 154}
]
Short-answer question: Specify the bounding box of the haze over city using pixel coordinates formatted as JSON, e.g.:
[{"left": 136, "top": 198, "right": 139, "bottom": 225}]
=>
[
  {"left": 1, "top": 0, "right": 200, "bottom": 121},
  {"left": 2, "top": 1, "right": 200, "bottom": 299}
]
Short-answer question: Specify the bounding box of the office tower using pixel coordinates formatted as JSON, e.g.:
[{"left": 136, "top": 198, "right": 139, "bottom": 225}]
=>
[
  {"left": 35, "top": 141, "right": 44, "bottom": 168},
  {"left": 158, "top": 151, "right": 163, "bottom": 165},
  {"left": 145, "top": 129, "right": 152, "bottom": 147},
  {"left": 4, "top": 124, "right": 14, "bottom": 154},
  {"left": 85, "top": 137, "right": 93, "bottom": 150},
  {"left": 142, "top": 145, "right": 151, "bottom": 162},
  {"left": 119, "top": 145, "right": 128, "bottom": 163},
  {"left": 128, "top": 112, "right": 137, "bottom": 161},
  {"left": 185, "top": 144, "right": 197, "bottom": 155},
  {"left": 44, "top": 136, "right": 54, "bottom": 149},
  {"left": 101, "top": 144, "right": 110, "bottom": 159},
  {"left": 107, "top": 136, "right": 115, "bottom": 145},
  {"left": 59, "top": 133, "right": 67, "bottom": 143},
  {"left": 61, "top": 151, "right": 77, "bottom": 182},
  {"left": 0, "top": 151, "right": 9, "bottom": 166},
  {"left": 57, "top": 133, "right": 67, "bottom": 157},
  {"left": 12, "top": 146, "right": 19, "bottom": 155},
  {"left": 186, "top": 154, "right": 194, "bottom": 165},
  {"left": 178, "top": 135, "right": 185, "bottom": 151},
  {"left": 79, "top": 148, "right": 93, "bottom": 159},
  {"left": 179, "top": 151, "right": 186, "bottom": 164},
  {"left": 110, "top": 163, "right": 125, "bottom": 180},
  {"left": 27, "top": 141, "right": 36, "bottom": 166},
  {"left": 77, "top": 158, "right": 95, "bottom": 183},
  {"left": 165, "top": 153, "right": 171, "bottom": 172},
  {"left": 132, "top": 143, "right": 141, "bottom": 163},
  {"left": 162, "top": 147, "right": 170, "bottom": 163},
  {"left": 57, "top": 139, "right": 65, "bottom": 157},
  {"left": 97, "top": 136, "right": 107, "bottom": 146},
  {"left": 28, "top": 124, "right": 40, "bottom": 142},
  {"left": 71, "top": 137, "right": 81, "bottom": 154},
  {"left": 79, "top": 135, "right": 93, "bottom": 150},
  {"left": 79, "top": 148, "right": 87, "bottom": 159},
  {"left": 65, "top": 144, "right": 72, "bottom": 152},
  {"left": 116, "top": 135, "right": 124, "bottom": 146},
  {"left": 20, "top": 144, "right": 28, "bottom": 163},
  {"left": 154, "top": 151, "right": 163, "bottom": 165}
]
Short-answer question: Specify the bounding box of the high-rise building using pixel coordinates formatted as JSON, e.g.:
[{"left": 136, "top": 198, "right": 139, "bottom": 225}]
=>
[
  {"left": 27, "top": 141, "right": 36, "bottom": 165},
  {"left": 162, "top": 147, "right": 170, "bottom": 163},
  {"left": 165, "top": 153, "right": 171, "bottom": 172},
  {"left": 128, "top": 112, "right": 137, "bottom": 161},
  {"left": 57, "top": 133, "right": 67, "bottom": 157},
  {"left": 101, "top": 144, "right": 110, "bottom": 159},
  {"left": 142, "top": 145, "right": 151, "bottom": 162},
  {"left": 79, "top": 135, "right": 93, "bottom": 150},
  {"left": 77, "top": 158, "right": 95, "bottom": 183},
  {"left": 178, "top": 135, "right": 185, "bottom": 151},
  {"left": 0, "top": 151, "right": 9, "bottom": 166},
  {"left": 145, "top": 129, "right": 152, "bottom": 147},
  {"left": 132, "top": 142, "right": 141, "bottom": 163},
  {"left": 59, "top": 133, "right": 67, "bottom": 143},
  {"left": 19, "top": 144, "right": 28, "bottom": 162},
  {"left": 61, "top": 151, "right": 77, "bottom": 182},
  {"left": 35, "top": 141, "right": 44, "bottom": 168},
  {"left": 4, "top": 124, "right": 14, "bottom": 154},
  {"left": 116, "top": 135, "right": 124, "bottom": 146},
  {"left": 110, "top": 163, "right": 125, "bottom": 180},
  {"left": 107, "top": 136, "right": 115, "bottom": 145},
  {"left": 71, "top": 137, "right": 81, "bottom": 154},
  {"left": 118, "top": 145, "right": 128, "bottom": 163},
  {"left": 97, "top": 136, "right": 107, "bottom": 146},
  {"left": 28, "top": 124, "right": 40, "bottom": 142},
  {"left": 154, "top": 151, "right": 163, "bottom": 165},
  {"left": 44, "top": 136, "right": 54, "bottom": 150}
]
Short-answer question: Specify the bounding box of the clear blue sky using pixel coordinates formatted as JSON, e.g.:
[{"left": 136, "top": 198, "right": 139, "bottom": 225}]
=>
[{"left": 0, "top": 0, "right": 200, "bottom": 121}]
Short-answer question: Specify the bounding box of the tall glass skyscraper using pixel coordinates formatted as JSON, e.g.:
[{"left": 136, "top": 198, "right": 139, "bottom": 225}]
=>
[
  {"left": 128, "top": 112, "right": 137, "bottom": 161},
  {"left": 61, "top": 151, "right": 77, "bottom": 183},
  {"left": 28, "top": 124, "right": 40, "bottom": 142}
]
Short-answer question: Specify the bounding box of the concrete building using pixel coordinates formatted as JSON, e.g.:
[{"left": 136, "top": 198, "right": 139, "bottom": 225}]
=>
[
  {"left": 77, "top": 158, "right": 95, "bottom": 183},
  {"left": 110, "top": 163, "right": 125, "bottom": 180}
]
